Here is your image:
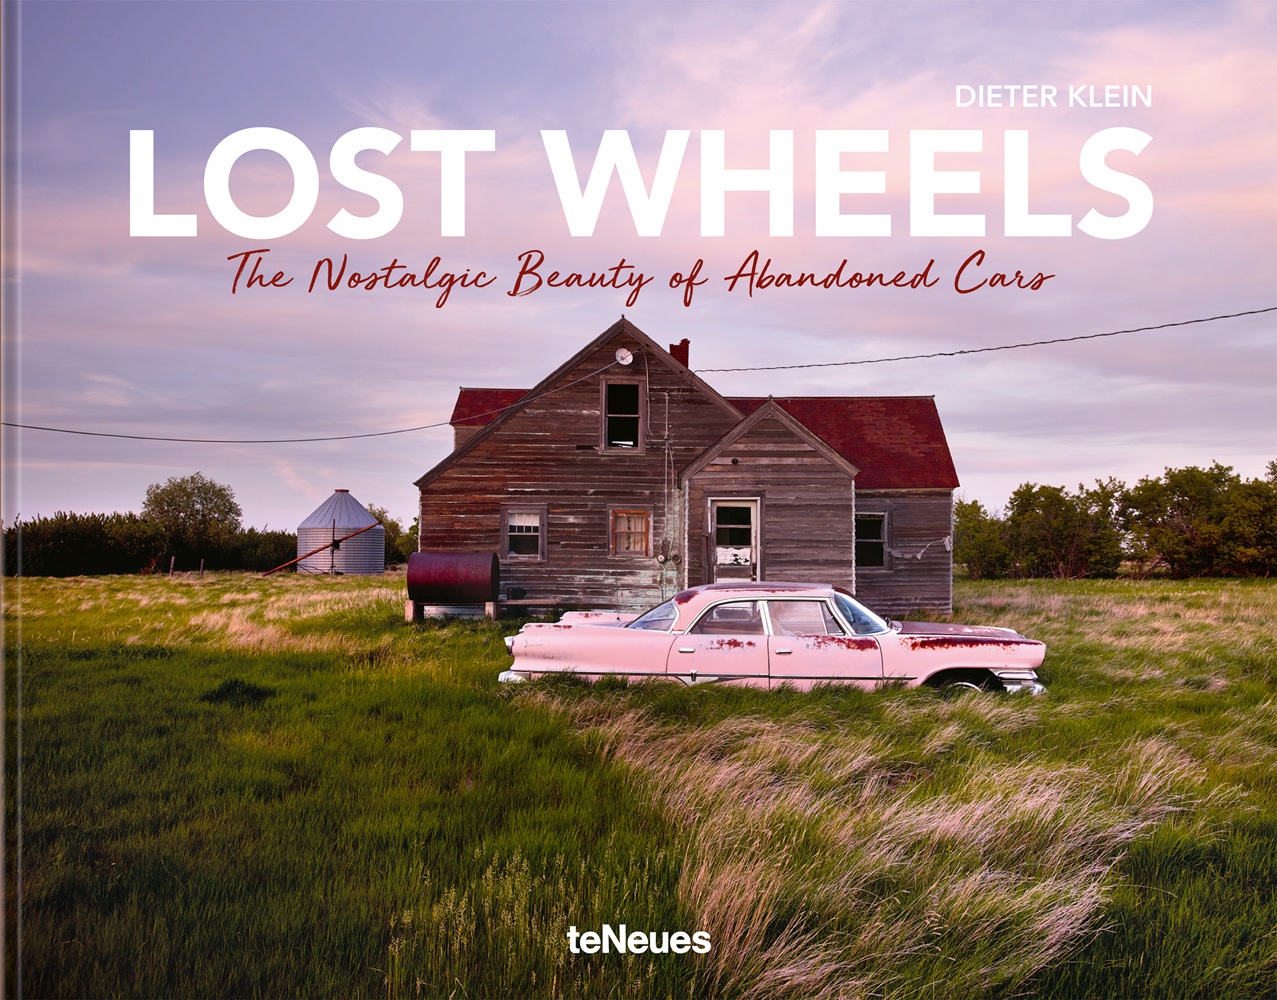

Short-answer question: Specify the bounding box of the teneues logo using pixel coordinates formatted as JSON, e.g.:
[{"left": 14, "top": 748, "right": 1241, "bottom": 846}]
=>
[{"left": 568, "top": 924, "right": 711, "bottom": 955}]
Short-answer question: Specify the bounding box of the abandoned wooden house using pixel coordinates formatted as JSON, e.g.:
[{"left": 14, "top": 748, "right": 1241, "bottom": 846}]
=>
[{"left": 414, "top": 319, "right": 959, "bottom": 617}]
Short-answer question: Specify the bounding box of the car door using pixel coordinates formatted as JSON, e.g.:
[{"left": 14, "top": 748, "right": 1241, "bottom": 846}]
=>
[
  {"left": 670, "top": 599, "right": 769, "bottom": 687},
  {"left": 765, "top": 599, "right": 883, "bottom": 691}
]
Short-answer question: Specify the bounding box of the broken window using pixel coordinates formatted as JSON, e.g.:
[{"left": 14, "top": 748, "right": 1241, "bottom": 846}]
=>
[
  {"left": 603, "top": 382, "right": 642, "bottom": 450},
  {"left": 855, "top": 514, "right": 887, "bottom": 568},
  {"left": 503, "top": 507, "right": 546, "bottom": 561}
]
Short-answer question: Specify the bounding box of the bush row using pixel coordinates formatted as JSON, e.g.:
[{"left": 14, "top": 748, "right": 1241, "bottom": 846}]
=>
[
  {"left": 955, "top": 463, "right": 1277, "bottom": 580},
  {"left": 2, "top": 512, "right": 297, "bottom": 576}
]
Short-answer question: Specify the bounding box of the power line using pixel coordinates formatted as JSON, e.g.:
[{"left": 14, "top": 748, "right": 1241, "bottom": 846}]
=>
[
  {"left": 694, "top": 306, "right": 1277, "bottom": 373},
  {"left": 2, "top": 307, "right": 1272, "bottom": 443},
  {"left": 1, "top": 360, "right": 621, "bottom": 444}
]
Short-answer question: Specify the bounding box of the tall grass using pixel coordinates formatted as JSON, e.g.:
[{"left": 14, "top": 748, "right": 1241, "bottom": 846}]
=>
[
  {"left": 4, "top": 572, "right": 692, "bottom": 998},
  {"left": 5, "top": 573, "right": 1276, "bottom": 997},
  {"left": 524, "top": 578, "right": 1277, "bottom": 999}
]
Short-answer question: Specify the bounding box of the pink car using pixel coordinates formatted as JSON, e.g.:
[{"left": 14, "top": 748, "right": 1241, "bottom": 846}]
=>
[{"left": 501, "top": 582, "right": 1047, "bottom": 694}]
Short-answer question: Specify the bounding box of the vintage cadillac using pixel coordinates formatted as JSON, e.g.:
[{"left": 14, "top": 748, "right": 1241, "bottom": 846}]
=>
[{"left": 501, "top": 582, "right": 1047, "bottom": 694}]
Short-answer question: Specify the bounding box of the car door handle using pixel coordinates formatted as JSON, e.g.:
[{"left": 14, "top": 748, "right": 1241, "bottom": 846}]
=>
[
  {"left": 678, "top": 647, "right": 695, "bottom": 654},
  {"left": 775, "top": 648, "right": 792, "bottom": 654}
]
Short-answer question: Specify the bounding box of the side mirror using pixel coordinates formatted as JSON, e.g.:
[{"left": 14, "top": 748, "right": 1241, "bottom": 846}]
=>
[{"left": 889, "top": 620, "right": 903, "bottom": 632}]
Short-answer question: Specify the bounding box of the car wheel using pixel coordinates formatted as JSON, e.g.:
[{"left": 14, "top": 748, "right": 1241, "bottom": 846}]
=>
[
  {"left": 938, "top": 679, "right": 984, "bottom": 697},
  {"left": 929, "top": 671, "right": 1000, "bottom": 697}
]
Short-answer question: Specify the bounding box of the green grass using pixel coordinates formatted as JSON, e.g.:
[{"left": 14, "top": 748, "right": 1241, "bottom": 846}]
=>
[
  {"left": 4, "top": 573, "right": 690, "bottom": 998},
  {"left": 4, "top": 573, "right": 1276, "bottom": 997}
]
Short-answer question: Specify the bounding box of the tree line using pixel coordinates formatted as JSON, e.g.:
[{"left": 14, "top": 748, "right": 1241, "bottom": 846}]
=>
[
  {"left": 3, "top": 473, "right": 417, "bottom": 577},
  {"left": 955, "top": 462, "right": 1277, "bottom": 580}
]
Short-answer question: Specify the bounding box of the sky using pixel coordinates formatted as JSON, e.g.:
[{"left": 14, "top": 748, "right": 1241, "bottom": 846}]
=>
[{"left": 4, "top": 0, "right": 1275, "bottom": 532}]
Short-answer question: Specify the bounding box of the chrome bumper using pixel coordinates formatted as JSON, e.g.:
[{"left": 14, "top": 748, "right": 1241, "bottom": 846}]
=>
[{"left": 993, "top": 668, "right": 1047, "bottom": 696}]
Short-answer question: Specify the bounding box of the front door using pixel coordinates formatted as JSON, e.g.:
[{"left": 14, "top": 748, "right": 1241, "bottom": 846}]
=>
[{"left": 710, "top": 500, "right": 758, "bottom": 581}]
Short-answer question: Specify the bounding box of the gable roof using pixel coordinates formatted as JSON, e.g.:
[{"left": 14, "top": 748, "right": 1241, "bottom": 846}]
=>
[
  {"left": 729, "top": 396, "right": 958, "bottom": 489},
  {"left": 415, "top": 318, "right": 742, "bottom": 489},
  {"left": 447, "top": 388, "right": 958, "bottom": 489},
  {"left": 431, "top": 324, "right": 959, "bottom": 491},
  {"left": 680, "top": 398, "right": 860, "bottom": 485}
]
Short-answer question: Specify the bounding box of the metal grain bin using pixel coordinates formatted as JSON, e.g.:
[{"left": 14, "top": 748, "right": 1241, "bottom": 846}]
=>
[{"left": 297, "top": 489, "right": 385, "bottom": 575}]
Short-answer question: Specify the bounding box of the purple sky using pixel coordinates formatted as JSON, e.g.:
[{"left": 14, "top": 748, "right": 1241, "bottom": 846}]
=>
[{"left": 4, "top": 0, "right": 1275, "bottom": 532}]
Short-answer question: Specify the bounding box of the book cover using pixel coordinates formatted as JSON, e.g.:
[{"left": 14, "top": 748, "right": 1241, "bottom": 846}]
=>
[{"left": 3, "top": 3, "right": 1274, "bottom": 998}]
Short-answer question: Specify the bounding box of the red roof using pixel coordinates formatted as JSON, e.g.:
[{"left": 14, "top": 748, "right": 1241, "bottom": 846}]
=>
[
  {"left": 449, "top": 388, "right": 958, "bottom": 489},
  {"left": 449, "top": 388, "right": 529, "bottom": 426},
  {"left": 729, "top": 397, "right": 958, "bottom": 489}
]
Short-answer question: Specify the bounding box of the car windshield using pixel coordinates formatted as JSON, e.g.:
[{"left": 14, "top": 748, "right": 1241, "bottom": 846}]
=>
[
  {"left": 627, "top": 598, "right": 678, "bottom": 631},
  {"left": 833, "top": 592, "right": 890, "bottom": 635}
]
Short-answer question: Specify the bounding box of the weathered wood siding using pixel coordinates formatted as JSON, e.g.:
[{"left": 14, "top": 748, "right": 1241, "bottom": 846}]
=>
[
  {"left": 854, "top": 489, "right": 953, "bottom": 617},
  {"left": 419, "top": 332, "right": 741, "bottom": 610},
  {"left": 685, "top": 415, "right": 858, "bottom": 587}
]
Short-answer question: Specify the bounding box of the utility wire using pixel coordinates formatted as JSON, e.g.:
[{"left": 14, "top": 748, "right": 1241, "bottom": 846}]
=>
[
  {"left": 1, "top": 360, "right": 621, "bottom": 444},
  {"left": 695, "top": 307, "right": 1277, "bottom": 372},
  {"left": 2, "top": 307, "right": 1272, "bottom": 443}
]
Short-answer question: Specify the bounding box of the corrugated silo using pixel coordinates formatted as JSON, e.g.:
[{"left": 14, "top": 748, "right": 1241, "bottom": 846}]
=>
[{"left": 297, "top": 489, "right": 386, "bottom": 575}]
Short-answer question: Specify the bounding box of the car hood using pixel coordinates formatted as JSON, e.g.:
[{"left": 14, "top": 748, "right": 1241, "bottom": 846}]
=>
[{"left": 896, "top": 621, "right": 1027, "bottom": 640}]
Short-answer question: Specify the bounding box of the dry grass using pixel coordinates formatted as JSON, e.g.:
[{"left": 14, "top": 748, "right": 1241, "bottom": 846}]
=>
[
  {"left": 3, "top": 569, "right": 415, "bottom": 658},
  {"left": 521, "top": 691, "right": 1209, "bottom": 1000}
]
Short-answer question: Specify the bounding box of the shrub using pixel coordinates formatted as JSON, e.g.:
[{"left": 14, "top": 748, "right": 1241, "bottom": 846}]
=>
[
  {"left": 3, "top": 512, "right": 168, "bottom": 576},
  {"left": 142, "top": 472, "right": 242, "bottom": 565},
  {"left": 3, "top": 515, "right": 296, "bottom": 577},
  {"left": 1122, "top": 463, "right": 1276, "bottom": 577}
]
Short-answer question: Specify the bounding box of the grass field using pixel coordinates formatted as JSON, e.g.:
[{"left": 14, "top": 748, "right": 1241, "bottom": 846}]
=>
[{"left": 3, "top": 571, "right": 1275, "bottom": 998}]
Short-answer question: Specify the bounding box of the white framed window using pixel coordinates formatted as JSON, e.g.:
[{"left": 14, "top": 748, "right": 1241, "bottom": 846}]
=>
[
  {"left": 855, "top": 513, "right": 888, "bottom": 569},
  {"left": 609, "top": 508, "right": 651, "bottom": 557},
  {"left": 502, "top": 505, "right": 547, "bottom": 562},
  {"left": 601, "top": 379, "right": 645, "bottom": 452}
]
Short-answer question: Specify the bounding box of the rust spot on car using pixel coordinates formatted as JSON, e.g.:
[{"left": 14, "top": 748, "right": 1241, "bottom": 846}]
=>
[
  {"left": 903, "top": 636, "right": 1037, "bottom": 651},
  {"left": 789, "top": 635, "right": 879, "bottom": 650},
  {"left": 708, "top": 638, "right": 757, "bottom": 649}
]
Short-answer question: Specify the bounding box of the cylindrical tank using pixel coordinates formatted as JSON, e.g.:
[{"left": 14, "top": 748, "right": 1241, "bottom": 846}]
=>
[
  {"left": 407, "top": 551, "right": 500, "bottom": 604},
  {"left": 297, "top": 489, "right": 386, "bottom": 575}
]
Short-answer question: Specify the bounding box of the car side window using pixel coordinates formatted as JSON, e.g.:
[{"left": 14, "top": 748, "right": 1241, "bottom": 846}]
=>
[
  {"left": 767, "top": 600, "right": 846, "bottom": 636},
  {"left": 689, "top": 601, "right": 764, "bottom": 635}
]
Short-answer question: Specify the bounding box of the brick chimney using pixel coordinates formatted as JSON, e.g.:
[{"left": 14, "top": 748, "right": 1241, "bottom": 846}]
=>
[{"left": 668, "top": 338, "right": 690, "bottom": 367}]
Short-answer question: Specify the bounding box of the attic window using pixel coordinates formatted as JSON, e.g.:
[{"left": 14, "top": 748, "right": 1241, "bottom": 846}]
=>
[{"left": 603, "top": 381, "right": 643, "bottom": 451}]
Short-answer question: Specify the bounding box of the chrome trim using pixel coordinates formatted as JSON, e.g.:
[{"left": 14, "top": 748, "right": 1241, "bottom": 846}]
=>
[
  {"left": 993, "top": 668, "right": 1048, "bottom": 696},
  {"left": 770, "top": 675, "right": 883, "bottom": 682}
]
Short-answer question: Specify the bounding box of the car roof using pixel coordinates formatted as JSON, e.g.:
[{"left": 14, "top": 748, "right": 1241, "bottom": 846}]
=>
[{"left": 672, "top": 581, "right": 834, "bottom": 604}]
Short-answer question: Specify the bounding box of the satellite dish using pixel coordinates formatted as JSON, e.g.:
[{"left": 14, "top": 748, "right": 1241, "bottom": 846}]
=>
[{"left": 615, "top": 347, "right": 634, "bottom": 366}]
